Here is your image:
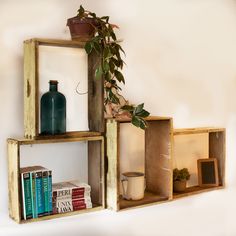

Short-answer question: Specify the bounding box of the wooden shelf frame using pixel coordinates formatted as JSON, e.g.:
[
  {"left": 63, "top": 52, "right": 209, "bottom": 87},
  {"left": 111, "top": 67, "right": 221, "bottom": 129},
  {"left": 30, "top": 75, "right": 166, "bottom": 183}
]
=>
[
  {"left": 172, "top": 127, "right": 226, "bottom": 199},
  {"left": 106, "top": 116, "right": 173, "bottom": 211},
  {"left": 7, "top": 135, "right": 105, "bottom": 223},
  {"left": 24, "top": 38, "right": 104, "bottom": 139}
]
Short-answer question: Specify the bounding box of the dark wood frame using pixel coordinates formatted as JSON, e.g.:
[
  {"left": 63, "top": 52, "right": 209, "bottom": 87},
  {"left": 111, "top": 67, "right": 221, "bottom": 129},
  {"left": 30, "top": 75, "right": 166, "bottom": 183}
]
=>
[{"left": 197, "top": 158, "right": 219, "bottom": 187}]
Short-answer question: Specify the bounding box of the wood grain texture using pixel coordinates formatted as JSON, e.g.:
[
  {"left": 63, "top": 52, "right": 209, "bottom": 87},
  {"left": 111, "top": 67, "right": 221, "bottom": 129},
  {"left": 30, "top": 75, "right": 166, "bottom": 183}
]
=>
[
  {"left": 119, "top": 191, "right": 169, "bottom": 210},
  {"left": 174, "top": 127, "right": 225, "bottom": 135},
  {"left": 173, "top": 185, "right": 224, "bottom": 199},
  {"left": 106, "top": 119, "right": 119, "bottom": 211},
  {"left": 88, "top": 138, "right": 105, "bottom": 206},
  {"left": 88, "top": 50, "right": 104, "bottom": 132},
  {"left": 145, "top": 120, "right": 172, "bottom": 198},
  {"left": 8, "top": 135, "right": 103, "bottom": 145},
  {"left": 24, "top": 38, "right": 85, "bottom": 48},
  {"left": 20, "top": 206, "right": 103, "bottom": 224},
  {"left": 209, "top": 130, "right": 225, "bottom": 186},
  {"left": 24, "top": 39, "right": 38, "bottom": 138},
  {"left": 7, "top": 139, "right": 21, "bottom": 223}
]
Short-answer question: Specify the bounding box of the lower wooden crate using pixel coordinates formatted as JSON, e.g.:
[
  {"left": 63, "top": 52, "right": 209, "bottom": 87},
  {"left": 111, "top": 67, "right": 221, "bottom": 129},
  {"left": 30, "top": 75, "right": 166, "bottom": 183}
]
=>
[{"left": 7, "top": 135, "right": 104, "bottom": 223}]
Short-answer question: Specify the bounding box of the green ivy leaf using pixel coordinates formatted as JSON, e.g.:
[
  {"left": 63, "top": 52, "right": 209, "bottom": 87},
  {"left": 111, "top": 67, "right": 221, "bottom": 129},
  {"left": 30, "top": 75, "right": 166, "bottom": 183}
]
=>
[
  {"left": 136, "top": 109, "right": 150, "bottom": 118},
  {"left": 139, "top": 118, "right": 147, "bottom": 130},
  {"left": 132, "top": 116, "right": 141, "bottom": 128},
  {"left": 109, "top": 61, "right": 115, "bottom": 73},
  {"left": 121, "top": 105, "right": 134, "bottom": 112},
  {"left": 134, "top": 103, "right": 144, "bottom": 114},
  {"left": 95, "top": 65, "right": 103, "bottom": 80},
  {"left": 103, "top": 61, "right": 110, "bottom": 72},
  {"left": 85, "top": 42, "right": 93, "bottom": 54},
  {"left": 114, "top": 70, "right": 125, "bottom": 84},
  {"left": 93, "top": 42, "right": 101, "bottom": 53}
]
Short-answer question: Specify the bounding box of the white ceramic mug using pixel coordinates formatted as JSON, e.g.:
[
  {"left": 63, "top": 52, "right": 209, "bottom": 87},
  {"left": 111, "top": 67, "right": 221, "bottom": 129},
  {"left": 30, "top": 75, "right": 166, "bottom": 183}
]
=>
[{"left": 121, "top": 172, "right": 145, "bottom": 200}]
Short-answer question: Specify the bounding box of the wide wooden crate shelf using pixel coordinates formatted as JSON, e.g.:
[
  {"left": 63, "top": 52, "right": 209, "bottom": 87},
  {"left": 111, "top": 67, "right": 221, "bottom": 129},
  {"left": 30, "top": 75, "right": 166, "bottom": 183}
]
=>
[
  {"left": 7, "top": 134, "right": 105, "bottom": 223},
  {"left": 24, "top": 38, "right": 104, "bottom": 139},
  {"left": 173, "top": 127, "right": 225, "bottom": 198},
  {"left": 106, "top": 116, "right": 173, "bottom": 211}
]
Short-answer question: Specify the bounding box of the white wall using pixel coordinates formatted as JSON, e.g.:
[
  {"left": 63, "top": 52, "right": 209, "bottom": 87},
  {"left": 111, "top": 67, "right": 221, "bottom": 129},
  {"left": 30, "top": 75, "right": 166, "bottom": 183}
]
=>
[{"left": 1, "top": 0, "right": 236, "bottom": 235}]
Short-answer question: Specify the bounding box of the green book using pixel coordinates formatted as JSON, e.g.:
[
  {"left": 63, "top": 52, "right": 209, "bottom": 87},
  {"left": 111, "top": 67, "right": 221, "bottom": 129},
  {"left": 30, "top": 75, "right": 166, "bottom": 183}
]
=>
[
  {"left": 21, "top": 172, "right": 33, "bottom": 220},
  {"left": 42, "top": 170, "right": 49, "bottom": 215},
  {"left": 30, "top": 172, "right": 37, "bottom": 218}
]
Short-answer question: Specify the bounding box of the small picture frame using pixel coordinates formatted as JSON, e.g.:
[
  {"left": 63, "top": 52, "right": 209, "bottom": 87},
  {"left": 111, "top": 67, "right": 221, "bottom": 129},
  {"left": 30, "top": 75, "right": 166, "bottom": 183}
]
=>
[{"left": 197, "top": 158, "right": 219, "bottom": 187}]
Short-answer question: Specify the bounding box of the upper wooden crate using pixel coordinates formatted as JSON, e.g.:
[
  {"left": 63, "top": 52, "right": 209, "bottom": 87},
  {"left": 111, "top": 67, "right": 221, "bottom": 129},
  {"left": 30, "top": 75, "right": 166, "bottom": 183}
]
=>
[
  {"left": 173, "top": 127, "right": 225, "bottom": 199},
  {"left": 7, "top": 135, "right": 105, "bottom": 223},
  {"left": 106, "top": 116, "right": 173, "bottom": 211},
  {"left": 24, "top": 38, "right": 104, "bottom": 139}
]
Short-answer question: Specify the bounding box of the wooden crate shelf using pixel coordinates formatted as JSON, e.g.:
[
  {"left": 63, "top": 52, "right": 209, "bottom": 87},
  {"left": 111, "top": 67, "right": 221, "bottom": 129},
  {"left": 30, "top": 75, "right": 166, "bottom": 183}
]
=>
[
  {"left": 106, "top": 116, "right": 173, "bottom": 211},
  {"left": 24, "top": 38, "right": 104, "bottom": 139},
  {"left": 173, "top": 127, "right": 225, "bottom": 199},
  {"left": 7, "top": 134, "right": 105, "bottom": 223}
]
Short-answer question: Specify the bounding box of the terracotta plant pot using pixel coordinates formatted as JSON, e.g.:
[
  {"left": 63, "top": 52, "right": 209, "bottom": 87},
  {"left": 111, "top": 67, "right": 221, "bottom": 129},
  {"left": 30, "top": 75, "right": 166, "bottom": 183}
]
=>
[
  {"left": 67, "top": 16, "right": 96, "bottom": 41},
  {"left": 173, "top": 180, "right": 187, "bottom": 193}
]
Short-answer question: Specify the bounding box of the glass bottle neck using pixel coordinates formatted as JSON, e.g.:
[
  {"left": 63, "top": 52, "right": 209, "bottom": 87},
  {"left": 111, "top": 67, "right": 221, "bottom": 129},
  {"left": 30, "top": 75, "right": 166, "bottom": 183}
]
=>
[{"left": 49, "top": 83, "right": 58, "bottom": 92}]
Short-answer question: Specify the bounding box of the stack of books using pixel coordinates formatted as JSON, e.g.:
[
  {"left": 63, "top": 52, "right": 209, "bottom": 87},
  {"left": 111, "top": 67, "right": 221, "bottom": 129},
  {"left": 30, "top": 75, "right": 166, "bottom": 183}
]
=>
[
  {"left": 20, "top": 166, "right": 52, "bottom": 220},
  {"left": 52, "top": 180, "right": 92, "bottom": 214}
]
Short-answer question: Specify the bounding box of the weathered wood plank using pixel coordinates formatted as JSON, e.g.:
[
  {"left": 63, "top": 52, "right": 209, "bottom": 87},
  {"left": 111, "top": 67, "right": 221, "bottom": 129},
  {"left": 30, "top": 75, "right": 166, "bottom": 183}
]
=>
[
  {"left": 88, "top": 138, "right": 105, "bottom": 206},
  {"left": 88, "top": 51, "right": 104, "bottom": 132},
  {"left": 20, "top": 206, "right": 103, "bottom": 224},
  {"left": 24, "top": 38, "right": 85, "bottom": 48},
  {"left": 209, "top": 130, "right": 226, "bottom": 186},
  {"left": 24, "top": 40, "right": 38, "bottom": 138},
  {"left": 106, "top": 119, "right": 119, "bottom": 211},
  {"left": 174, "top": 127, "right": 225, "bottom": 135},
  {"left": 145, "top": 120, "right": 172, "bottom": 198},
  {"left": 8, "top": 140, "right": 21, "bottom": 223},
  {"left": 173, "top": 185, "right": 224, "bottom": 199}
]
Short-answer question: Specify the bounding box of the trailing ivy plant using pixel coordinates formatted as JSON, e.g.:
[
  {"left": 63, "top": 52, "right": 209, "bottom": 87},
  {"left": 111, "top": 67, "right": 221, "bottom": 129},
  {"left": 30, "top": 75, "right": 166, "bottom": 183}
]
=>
[{"left": 77, "top": 5, "right": 150, "bottom": 129}]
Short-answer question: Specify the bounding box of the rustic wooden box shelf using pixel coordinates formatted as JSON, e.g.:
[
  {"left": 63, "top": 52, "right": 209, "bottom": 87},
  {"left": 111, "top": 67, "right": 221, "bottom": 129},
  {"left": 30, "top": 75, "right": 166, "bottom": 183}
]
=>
[
  {"left": 7, "top": 135, "right": 104, "bottom": 223},
  {"left": 173, "top": 127, "right": 225, "bottom": 199},
  {"left": 24, "top": 38, "right": 104, "bottom": 139},
  {"left": 106, "top": 116, "right": 173, "bottom": 211}
]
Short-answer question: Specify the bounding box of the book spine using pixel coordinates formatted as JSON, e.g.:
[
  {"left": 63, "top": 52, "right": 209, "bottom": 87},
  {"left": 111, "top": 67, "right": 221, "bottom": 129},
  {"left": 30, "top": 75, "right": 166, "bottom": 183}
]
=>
[
  {"left": 52, "top": 190, "right": 90, "bottom": 201},
  {"left": 42, "top": 170, "right": 49, "bottom": 215},
  {"left": 53, "top": 187, "right": 90, "bottom": 198},
  {"left": 22, "top": 172, "right": 33, "bottom": 220},
  {"left": 53, "top": 200, "right": 88, "bottom": 214},
  {"left": 35, "top": 171, "right": 44, "bottom": 217},
  {"left": 21, "top": 172, "right": 26, "bottom": 220},
  {"left": 48, "top": 170, "right": 53, "bottom": 214},
  {"left": 30, "top": 172, "right": 37, "bottom": 218}
]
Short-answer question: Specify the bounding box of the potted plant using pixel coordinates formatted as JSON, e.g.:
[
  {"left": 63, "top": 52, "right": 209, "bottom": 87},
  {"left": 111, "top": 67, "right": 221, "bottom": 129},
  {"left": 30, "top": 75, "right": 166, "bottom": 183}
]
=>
[
  {"left": 173, "top": 168, "right": 190, "bottom": 193},
  {"left": 67, "top": 5, "right": 150, "bottom": 129}
]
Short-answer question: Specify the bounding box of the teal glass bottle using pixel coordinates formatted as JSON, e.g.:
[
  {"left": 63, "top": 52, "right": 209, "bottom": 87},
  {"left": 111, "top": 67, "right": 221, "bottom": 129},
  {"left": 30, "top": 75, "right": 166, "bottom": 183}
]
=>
[{"left": 40, "top": 80, "right": 66, "bottom": 135}]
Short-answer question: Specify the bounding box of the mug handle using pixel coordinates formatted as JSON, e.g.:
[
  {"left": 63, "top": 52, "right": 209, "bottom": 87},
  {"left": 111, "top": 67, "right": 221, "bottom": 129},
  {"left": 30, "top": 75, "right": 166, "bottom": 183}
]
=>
[{"left": 121, "top": 179, "right": 128, "bottom": 199}]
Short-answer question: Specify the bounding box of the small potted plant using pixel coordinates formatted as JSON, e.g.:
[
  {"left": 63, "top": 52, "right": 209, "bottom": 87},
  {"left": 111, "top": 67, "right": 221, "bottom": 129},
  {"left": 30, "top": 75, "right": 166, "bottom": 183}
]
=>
[
  {"left": 67, "top": 6, "right": 150, "bottom": 129},
  {"left": 173, "top": 168, "right": 190, "bottom": 193}
]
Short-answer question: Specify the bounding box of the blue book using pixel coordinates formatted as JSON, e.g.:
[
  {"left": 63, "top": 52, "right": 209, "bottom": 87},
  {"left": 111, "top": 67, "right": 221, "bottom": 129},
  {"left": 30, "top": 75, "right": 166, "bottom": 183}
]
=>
[
  {"left": 35, "top": 171, "right": 44, "bottom": 217},
  {"left": 48, "top": 170, "right": 53, "bottom": 214}
]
